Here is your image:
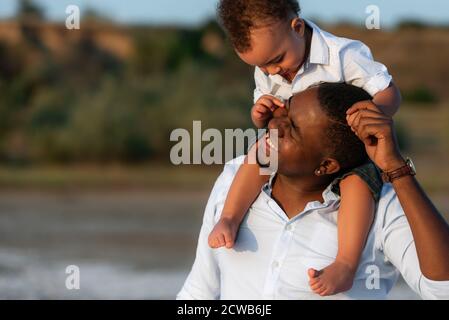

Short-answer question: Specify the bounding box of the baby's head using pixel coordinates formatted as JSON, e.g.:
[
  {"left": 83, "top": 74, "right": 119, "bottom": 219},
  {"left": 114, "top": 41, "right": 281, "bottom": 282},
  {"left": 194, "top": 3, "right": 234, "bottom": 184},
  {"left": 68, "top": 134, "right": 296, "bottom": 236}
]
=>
[{"left": 218, "top": 0, "right": 308, "bottom": 81}]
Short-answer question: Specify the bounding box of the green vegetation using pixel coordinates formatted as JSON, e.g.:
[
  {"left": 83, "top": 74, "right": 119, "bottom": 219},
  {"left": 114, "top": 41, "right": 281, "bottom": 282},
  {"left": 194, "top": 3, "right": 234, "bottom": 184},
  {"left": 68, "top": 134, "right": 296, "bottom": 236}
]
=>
[
  {"left": 403, "top": 86, "right": 438, "bottom": 104},
  {"left": 0, "top": 5, "right": 254, "bottom": 165}
]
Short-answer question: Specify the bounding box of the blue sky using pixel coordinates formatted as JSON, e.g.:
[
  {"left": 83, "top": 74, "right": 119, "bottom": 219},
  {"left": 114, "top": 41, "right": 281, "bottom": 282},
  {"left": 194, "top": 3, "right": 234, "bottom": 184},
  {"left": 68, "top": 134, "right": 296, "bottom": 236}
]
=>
[{"left": 1, "top": 0, "right": 448, "bottom": 27}]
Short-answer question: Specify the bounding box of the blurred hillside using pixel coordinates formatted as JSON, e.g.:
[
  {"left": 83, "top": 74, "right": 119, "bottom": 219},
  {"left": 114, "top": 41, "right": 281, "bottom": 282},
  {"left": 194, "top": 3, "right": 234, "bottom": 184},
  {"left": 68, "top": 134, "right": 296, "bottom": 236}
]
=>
[
  {"left": 0, "top": 9, "right": 448, "bottom": 167},
  {"left": 0, "top": 16, "right": 253, "bottom": 165}
]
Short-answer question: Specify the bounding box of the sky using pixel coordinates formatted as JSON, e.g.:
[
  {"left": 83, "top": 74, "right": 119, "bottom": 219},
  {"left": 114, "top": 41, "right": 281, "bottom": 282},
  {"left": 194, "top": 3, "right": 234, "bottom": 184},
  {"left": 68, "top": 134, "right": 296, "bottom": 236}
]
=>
[{"left": 0, "top": 0, "right": 448, "bottom": 27}]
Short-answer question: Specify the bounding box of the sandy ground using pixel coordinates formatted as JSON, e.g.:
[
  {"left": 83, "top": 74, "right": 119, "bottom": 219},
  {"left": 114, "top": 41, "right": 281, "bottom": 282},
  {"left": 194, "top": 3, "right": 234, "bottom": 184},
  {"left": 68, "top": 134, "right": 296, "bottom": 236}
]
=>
[{"left": 0, "top": 189, "right": 441, "bottom": 299}]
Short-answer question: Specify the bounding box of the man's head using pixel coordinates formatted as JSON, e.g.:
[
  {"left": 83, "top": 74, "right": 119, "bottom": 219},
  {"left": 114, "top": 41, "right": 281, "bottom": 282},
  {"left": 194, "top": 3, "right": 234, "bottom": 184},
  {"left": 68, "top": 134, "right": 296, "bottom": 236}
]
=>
[
  {"left": 217, "top": 0, "right": 307, "bottom": 81},
  {"left": 267, "top": 83, "right": 371, "bottom": 179}
]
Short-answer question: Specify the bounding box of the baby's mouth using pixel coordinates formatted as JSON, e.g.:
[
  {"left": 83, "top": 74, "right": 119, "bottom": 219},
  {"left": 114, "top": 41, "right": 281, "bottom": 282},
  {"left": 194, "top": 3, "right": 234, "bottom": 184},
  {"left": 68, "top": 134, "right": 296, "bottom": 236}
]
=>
[
  {"left": 280, "top": 70, "right": 290, "bottom": 78},
  {"left": 280, "top": 70, "right": 295, "bottom": 81},
  {"left": 281, "top": 64, "right": 301, "bottom": 80}
]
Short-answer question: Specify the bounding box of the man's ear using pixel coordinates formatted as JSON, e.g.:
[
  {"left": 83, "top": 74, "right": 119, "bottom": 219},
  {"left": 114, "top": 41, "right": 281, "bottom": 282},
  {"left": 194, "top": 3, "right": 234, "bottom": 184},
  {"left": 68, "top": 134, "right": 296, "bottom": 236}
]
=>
[
  {"left": 291, "top": 17, "right": 305, "bottom": 37},
  {"left": 315, "top": 158, "right": 341, "bottom": 176}
]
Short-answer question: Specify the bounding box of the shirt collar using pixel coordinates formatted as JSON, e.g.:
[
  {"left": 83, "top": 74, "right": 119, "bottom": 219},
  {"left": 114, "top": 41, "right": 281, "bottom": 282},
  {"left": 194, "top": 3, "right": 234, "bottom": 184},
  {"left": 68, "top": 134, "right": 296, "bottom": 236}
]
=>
[
  {"left": 304, "top": 19, "right": 330, "bottom": 66},
  {"left": 261, "top": 173, "right": 340, "bottom": 205}
]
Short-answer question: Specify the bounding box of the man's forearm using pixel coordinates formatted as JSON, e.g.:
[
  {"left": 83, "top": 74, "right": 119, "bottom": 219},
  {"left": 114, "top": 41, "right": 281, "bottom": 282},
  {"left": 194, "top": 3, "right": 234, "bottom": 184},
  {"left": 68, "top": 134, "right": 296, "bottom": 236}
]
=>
[
  {"left": 391, "top": 174, "right": 449, "bottom": 280},
  {"left": 347, "top": 99, "right": 449, "bottom": 281}
]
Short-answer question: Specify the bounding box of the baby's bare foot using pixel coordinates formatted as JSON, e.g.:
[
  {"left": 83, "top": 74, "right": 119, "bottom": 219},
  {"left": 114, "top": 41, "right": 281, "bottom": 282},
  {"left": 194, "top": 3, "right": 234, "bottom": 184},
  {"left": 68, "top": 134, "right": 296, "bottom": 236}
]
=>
[
  {"left": 208, "top": 217, "right": 239, "bottom": 249},
  {"left": 308, "top": 260, "right": 356, "bottom": 296}
]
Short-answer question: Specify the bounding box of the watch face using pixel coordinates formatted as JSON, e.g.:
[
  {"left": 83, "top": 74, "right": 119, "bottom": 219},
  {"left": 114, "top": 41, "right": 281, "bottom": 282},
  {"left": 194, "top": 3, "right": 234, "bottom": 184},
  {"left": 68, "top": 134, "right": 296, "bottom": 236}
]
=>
[{"left": 406, "top": 157, "right": 416, "bottom": 174}]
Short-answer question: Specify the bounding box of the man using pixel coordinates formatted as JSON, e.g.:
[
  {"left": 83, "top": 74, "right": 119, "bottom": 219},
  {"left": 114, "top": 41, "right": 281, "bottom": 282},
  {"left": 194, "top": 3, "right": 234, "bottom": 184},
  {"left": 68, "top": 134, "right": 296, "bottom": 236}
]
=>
[{"left": 177, "top": 83, "right": 449, "bottom": 299}]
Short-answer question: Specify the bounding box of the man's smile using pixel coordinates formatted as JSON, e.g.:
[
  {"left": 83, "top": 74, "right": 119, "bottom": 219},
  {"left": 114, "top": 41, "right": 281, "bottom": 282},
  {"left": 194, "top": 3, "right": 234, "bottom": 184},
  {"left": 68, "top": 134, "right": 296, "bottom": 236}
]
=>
[{"left": 266, "top": 133, "right": 278, "bottom": 152}]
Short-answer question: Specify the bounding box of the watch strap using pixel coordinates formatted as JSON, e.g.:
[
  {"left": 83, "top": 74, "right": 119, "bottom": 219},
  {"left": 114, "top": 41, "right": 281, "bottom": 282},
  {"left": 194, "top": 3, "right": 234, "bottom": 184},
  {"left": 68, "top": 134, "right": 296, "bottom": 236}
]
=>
[{"left": 381, "top": 163, "right": 416, "bottom": 183}]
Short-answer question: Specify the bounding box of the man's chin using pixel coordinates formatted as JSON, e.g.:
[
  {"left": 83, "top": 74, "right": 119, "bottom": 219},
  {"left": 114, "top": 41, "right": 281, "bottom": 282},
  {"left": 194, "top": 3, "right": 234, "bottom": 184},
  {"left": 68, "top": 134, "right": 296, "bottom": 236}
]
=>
[{"left": 255, "top": 148, "right": 282, "bottom": 172}]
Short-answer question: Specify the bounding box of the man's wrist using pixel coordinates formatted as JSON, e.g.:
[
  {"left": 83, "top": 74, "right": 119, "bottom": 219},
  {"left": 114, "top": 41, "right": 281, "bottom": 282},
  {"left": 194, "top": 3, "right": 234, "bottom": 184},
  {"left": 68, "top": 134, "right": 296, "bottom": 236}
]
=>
[
  {"left": 380, "top": 155, "right": 419, "bottom": 183},
  {"left": 380, "top": 155, "right": 406, "bottom": 173}
]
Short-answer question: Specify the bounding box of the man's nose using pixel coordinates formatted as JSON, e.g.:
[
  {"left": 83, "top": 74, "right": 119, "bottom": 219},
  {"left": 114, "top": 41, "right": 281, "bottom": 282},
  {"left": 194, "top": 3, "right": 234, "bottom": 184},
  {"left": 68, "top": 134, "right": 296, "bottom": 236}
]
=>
[
  {"left": 268, "top": 108, "right": 288, "bottom": 137},
  {"left": 273, "top": 107, "right": 287, "bottom": 118}
]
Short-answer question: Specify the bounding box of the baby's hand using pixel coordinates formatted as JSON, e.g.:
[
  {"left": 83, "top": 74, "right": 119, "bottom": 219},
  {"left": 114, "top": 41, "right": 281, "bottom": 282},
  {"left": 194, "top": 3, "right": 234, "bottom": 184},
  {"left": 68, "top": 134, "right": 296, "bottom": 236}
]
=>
[{"left": 251, "top": 95, "right": 285, "bottom": 128}]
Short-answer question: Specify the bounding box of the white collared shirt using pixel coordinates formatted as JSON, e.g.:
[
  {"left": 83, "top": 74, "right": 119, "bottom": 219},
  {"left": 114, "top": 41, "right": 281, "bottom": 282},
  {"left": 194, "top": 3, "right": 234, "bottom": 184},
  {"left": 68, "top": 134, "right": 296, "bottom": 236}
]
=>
[
  {"left": 253, "top": 20, "right": 392, "bottom": 103},
  {"left": 177, "top": 156, "right": 449, "bottom": 300}
]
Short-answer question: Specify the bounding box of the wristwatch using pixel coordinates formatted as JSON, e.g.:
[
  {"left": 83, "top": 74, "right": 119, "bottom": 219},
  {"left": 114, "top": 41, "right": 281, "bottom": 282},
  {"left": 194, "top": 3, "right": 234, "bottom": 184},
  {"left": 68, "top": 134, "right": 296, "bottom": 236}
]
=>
[{"left": 381, "top": 157, "right": 416, "bottom": 183}]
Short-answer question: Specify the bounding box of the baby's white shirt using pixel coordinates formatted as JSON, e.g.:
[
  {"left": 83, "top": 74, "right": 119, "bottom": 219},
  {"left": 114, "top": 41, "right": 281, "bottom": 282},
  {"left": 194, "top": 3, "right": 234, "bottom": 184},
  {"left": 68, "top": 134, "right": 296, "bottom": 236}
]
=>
[{"left": 253, "top": 19, "right": 392, "bottom": 103}]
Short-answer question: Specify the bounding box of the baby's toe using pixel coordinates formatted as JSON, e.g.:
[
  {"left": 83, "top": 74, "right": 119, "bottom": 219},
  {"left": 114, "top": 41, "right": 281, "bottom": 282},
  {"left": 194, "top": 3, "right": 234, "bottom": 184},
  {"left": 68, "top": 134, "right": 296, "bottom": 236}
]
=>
[
  {"left": 317, "top": 285, "right": 328, "bottom": 296},
  {"left": 213, "top": 239, "right": 221, "bottom": 248},
  {"left": 308, "top": 276, "right": 320, "bottom": 286},
  {"left": 310, "top": 281, "right": 323, "bottom": 293},
  {"left": 225, "top": 241, "right": 234, "bottom": 249},
  {"left": 217, "top": 234, "right": 226, "bottom": 247},
  {"left": 224, "top": 233, "right": 235, "bottom": 248},
  {"left": 307, "top": 268, "right": 319, "bottom": 279},
  {"left": 208, "top": 237, "right": 216, "bottom": 248}
]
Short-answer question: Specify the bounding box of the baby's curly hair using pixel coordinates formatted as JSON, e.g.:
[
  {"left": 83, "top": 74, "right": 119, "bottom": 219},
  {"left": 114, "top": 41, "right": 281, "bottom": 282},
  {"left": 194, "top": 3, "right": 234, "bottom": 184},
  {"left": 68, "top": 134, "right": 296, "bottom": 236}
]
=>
[{"left": 217, "top": 0, "right": 301, "bottom": 53}]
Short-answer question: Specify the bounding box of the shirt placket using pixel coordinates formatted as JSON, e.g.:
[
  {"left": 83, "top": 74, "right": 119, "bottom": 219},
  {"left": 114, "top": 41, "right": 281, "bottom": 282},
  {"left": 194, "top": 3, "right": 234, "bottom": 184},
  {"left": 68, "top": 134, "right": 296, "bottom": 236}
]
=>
[
  {"left": 261, "top": 195, "right": 334, "bottom": 299},
  {"left": 261, "top": 199, "right": 305, "bottom": 298}
]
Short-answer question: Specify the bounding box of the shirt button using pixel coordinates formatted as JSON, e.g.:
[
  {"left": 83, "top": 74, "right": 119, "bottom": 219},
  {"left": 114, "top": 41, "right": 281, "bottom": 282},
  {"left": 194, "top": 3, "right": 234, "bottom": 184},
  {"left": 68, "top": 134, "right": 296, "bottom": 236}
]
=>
[
  {"left": 286, "top": 224, "right": 293, "bottom": 231},
  {"left": 272, "top": 261, "right": 279, "bottom": 269}
]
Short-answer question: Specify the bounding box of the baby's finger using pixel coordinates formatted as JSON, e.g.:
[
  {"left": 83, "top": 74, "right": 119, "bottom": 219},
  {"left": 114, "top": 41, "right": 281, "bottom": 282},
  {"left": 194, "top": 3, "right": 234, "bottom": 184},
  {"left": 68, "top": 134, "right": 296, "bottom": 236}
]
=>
[
  {"left": 253, "top": 105, "right": 273, "bottom": 118},
  {"left": 254, "top": 103, "right": 272, "bottom": 113},
  {"left": 256, "top": 98, "right": 277, "bottom": 112},
  {"left": 266, "top": 95, "right": 285, "bottom": 108},
  {"left": 259, "top": 95, "right": 285, "bottom": 109}
]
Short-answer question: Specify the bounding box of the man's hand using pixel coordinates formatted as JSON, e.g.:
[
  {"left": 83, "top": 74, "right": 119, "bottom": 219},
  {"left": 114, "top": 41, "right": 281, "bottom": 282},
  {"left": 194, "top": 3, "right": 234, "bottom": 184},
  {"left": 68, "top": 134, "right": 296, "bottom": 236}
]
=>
[
  {"left": 346, "top": 102, "right": 405, "bottom": 172},
  {"left": 251, "top": 95, "right": 285, "bottom": 128},
  {"left": 347, "top": 101, "right": 449, "bottom": 283}
]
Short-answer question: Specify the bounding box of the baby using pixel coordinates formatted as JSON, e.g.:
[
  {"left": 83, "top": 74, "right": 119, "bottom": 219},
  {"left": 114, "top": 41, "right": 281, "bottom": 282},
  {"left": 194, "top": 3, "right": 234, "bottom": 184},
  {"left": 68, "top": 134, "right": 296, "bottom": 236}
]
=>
[{"left": 209, "top": 0, "right": 401, "bottom": 296}]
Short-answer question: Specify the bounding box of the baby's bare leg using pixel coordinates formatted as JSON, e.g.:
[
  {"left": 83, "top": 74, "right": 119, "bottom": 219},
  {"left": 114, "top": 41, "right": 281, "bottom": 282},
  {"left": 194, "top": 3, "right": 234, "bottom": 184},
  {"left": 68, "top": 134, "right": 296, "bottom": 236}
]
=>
[
  {"left": 208, "top": 149, "right": 270, "bottom": 249},
  {"left": 308, "top": 175, "right": 375, "bottom": 296}
]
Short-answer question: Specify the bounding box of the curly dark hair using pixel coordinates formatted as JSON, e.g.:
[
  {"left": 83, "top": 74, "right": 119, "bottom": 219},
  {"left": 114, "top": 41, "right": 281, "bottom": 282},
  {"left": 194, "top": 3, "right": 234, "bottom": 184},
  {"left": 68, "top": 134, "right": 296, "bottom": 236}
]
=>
[
  {"left": 317, "top": 83, "right": 371, "bottom": 170},
  {"left": 217, "top": 0, "right": 301, "bottom": 53}
]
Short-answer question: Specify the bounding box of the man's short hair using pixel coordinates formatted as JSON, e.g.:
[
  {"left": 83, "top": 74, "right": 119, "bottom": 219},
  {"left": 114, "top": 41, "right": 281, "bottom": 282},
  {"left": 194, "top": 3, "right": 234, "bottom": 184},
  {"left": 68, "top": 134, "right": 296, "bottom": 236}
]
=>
[
  {"left": 217, "top": 0, "right": 301, "bottom": 53},
  {"left": 317, "top": 82, "right": 372, "bottom": 171}
]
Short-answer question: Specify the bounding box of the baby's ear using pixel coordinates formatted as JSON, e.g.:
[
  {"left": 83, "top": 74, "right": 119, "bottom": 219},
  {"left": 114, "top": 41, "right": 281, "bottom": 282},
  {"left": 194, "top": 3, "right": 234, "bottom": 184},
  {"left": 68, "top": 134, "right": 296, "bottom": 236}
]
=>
[{"left": 291, "top": 17, "right": 305, "bottom": 36}]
